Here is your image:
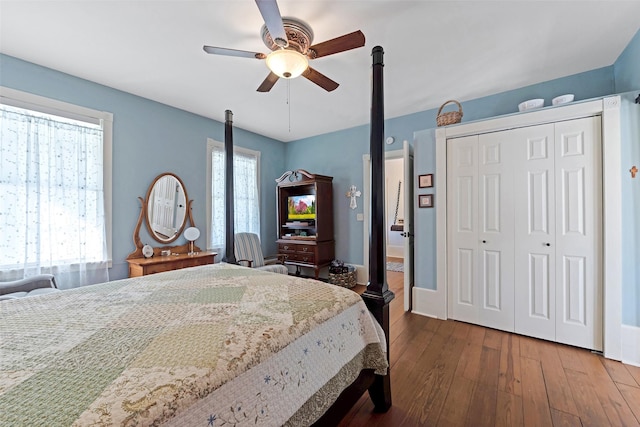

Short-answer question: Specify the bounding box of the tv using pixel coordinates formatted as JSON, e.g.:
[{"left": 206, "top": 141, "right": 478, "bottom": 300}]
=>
[{"left": 287, "top": 195, "right": 316, "bottom": 221}]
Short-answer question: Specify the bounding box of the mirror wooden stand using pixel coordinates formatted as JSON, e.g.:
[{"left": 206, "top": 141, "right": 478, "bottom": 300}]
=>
[{"left": 127, "top": 173, "right": 201, "bottom": 260}]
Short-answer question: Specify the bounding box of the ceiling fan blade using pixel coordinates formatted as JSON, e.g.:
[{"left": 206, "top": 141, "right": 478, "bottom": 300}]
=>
[
  {"left": 203, "top": 45, "right": 266, "bottom": 59},
  {"left": 257, "top": 72, "right": 280, "bottom": 92},
  {"left": 255, "top": 0, "right": 288, "bottom": 47},
  {"left": 302, "top": 67, "right": 339, "bottom": 92},
  {"left": 308, "top": 30, "right": 365, "bottom": 59}
]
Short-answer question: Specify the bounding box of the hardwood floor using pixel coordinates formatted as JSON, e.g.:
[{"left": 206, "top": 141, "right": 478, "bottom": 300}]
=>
[{"left": 343, "top": 269, "right": 640, "bottom": 426}]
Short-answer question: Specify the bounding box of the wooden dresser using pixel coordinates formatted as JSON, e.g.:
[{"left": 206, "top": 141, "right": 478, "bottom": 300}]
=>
[{"left": 126, "top": 251, "right": 217, "bottom": 277}]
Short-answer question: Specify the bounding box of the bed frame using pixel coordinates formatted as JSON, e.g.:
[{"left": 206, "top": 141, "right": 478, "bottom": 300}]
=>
[{"left": 223, "top": 45, "right": 394, "bottom": 424}]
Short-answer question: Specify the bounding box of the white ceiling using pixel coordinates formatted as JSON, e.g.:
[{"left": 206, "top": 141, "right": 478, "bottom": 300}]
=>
[{"left": 1, "top": 1, "right": 639, "bottom": 142}]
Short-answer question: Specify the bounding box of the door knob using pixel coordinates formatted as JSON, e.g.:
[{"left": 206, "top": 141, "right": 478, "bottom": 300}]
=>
[
  {"left": 545, "top": 243, "right": 551, "bottom": 247},
  {"left": 482, "top": 240, "right": 487, "bottom": 243}
]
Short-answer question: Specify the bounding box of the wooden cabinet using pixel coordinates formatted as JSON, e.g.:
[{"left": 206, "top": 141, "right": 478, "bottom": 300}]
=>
[
  {"left": 126, "top": 251, "right": 217, "bottom": 277},
  {"left": 276, "top": 170, "right": 334, "bottom": 278}
]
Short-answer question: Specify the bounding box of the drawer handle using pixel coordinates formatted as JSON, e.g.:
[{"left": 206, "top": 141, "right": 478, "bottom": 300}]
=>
[
  {"left": 303, "top": 247, "right": 308, "bottom": 252},
  {"left": 284, "top": 245, "right": 289, "bottom": 250}
]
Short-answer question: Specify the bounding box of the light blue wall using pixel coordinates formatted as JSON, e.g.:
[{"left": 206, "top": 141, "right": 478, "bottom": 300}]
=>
[
  {"left": 614, "top": 27, "right": 640, "bottom": 326},
  {"left": 614, "top": 28, "right": 640, "bottom": 93},
  {"left": 620, "top": 91, "right": 640, "bottom": 326},
  {"left": 0, "top": 54, "right": 286, "bottom": 280}
]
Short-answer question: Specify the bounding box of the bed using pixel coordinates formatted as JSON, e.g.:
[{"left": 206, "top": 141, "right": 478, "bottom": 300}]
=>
[
  {"left": 0, "top": 46, "right": 392, "bottom": 426},
  {"left": 0, "top": 263, "right": 387, "bottom": 425}
]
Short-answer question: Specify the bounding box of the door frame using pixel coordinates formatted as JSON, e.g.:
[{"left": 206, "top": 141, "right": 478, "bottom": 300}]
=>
[
  {"left": 432, "top": 96, "right": 622, "bottom": 360},
  {"left": 362, "top": 148, "right": 414, "bottom": 310}
]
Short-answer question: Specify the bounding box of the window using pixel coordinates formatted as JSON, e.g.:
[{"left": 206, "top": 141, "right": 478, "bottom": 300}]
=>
[
  {"left": 206, "top": 139, "right": 260, "bottom": 255},
  {"left": 0, "top": 87, "right": 112, "bottom": 288}
]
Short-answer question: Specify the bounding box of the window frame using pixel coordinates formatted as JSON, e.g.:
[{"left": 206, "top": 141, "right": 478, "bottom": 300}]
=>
[
  {"left": 0, "top": 86, "right": 114, "bottom": 265},
  {"left": 206, "top": 138, "right": 261, "bottom": 251}
]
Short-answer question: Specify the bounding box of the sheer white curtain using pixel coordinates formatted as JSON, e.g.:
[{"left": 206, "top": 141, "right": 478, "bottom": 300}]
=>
[
  {"left": 0, "top": 105, "right": 109, "bottom": 289},
  {"left": 209, "top": 142, "right": 260, "bottom": 256}
]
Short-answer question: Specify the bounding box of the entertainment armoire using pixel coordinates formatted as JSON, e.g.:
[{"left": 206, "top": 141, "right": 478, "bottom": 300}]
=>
[
  {"left": 275, "top": 169, "right": 335, "bottom": 279},
  {"left": 430, "top": 96, "right": 627, "bottom": 356}
]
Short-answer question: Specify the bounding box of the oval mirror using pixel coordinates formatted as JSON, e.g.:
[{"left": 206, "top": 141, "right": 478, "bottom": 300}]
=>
[{"left": 144, "top": 173, "right": 189, "bottom": 243}]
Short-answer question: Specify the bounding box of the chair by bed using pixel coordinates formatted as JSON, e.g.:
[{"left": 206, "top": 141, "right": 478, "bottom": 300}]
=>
[{"left": 234, "top": 232, "right": 289, "bottom": 275}]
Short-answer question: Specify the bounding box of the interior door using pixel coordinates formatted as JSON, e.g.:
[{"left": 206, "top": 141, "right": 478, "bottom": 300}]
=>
[
  {"left": 448, "top": 133, "right": 515, "bottom": 331},
  {"left": 513, "top": 124, "right": 557, "bottom": 341},
  {"left": 553, "top": 116, "right": 602, "bottom": 351},
  {"left": 476, "top": 132, "right": 515, "bottom": 331},
  {"left": 403, "top": 140, "right": 414, "bottom": 311},
  {"left": 448, "top": 135, "right": 480, "bottom": 325}
]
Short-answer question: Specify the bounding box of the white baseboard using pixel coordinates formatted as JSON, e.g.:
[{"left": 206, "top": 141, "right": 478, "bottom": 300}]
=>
[
  {"left": 621, "top": 324, "right": 640, "bottom": 367},
  {"left": 412, "top": 287, "right": 447, "bottom": 319}
]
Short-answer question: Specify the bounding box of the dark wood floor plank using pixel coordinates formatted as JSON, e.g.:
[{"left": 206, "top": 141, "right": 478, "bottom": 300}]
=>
[
  {"left": 465, "top": 383, "right": 498, "bottom": 427},
  {"left": 520, "top": 357, "right": 553, "bottom": 427},
  {"left": 477, "top": 346, "right": 500, "bottom": 388},
  {"left": 550, "top": 408, "right": 582, "bottom": 427},
  {"left": 538, "top": 341, "right": 579, "bottom": 416},
  {"left": 483, "top": 328, "right": 503, "bottom": 350},
  {"left": 625, "top": 364, "right": 640, "bottom": 387},
  {"left": 617, "top": 383, "right": 640, "bottom": 424},
  {"left": 601, "top": 357, "right": 640, "bottom": 387},
  {"left": 519, "top": 336, "right": 542, "bottom": 361},
  {"left": 466, "top": 323, "right": 487, "bottom": 346},
  {"left": 555, "top": 344, "right": 588, "bottom": 373},
  {"left": 498, "top": 333, "right": 522, "bottom": 396},
  {"left": 495, "top": 390, "right": 524, "bottom": 427},
  {"left": 565, "top": 368, "right": 610, "bottom": 427},
  {"left": 577, "top": 351, "right": 640, "bottom": 426},
  {"left": 451, "top": 320, "right": 471, "bottom": 340},
  {"left": 403, "top": 335, "right": 467, "bottom": 425},
  {"left": 436, "top": 376, "right": 476, "bottom": 427}
]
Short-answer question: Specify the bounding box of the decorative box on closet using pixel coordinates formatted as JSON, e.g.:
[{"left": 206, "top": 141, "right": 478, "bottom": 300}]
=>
[
  {"left": 276, "top": 169, "right": 334, "bottom": 279},
  {"left": 433, "top": 96, "right": 627, "bottom": 354}
]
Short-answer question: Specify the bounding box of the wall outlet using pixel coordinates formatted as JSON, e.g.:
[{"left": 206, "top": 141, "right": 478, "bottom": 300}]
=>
[{"left": 356, "top": 213, "right": 364, "bottom": 221}]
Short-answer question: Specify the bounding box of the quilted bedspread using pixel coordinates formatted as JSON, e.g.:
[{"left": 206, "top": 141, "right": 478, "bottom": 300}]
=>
[{"left": 0, "top": 263, "right": 387, "bottom": 426}]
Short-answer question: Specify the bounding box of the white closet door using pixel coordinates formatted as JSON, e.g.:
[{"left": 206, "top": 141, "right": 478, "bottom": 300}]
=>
[
  {"left": 448, "top": 134, "right": 515, "bottom": 331},
  {"left": 513, "top": 124, "right": 557, "bottom": 341},
  {"left": 554, "top": 117, "right": 602, "bottom": 351},
  {"left": 477, "top": 132, "right": 515, "bottom": 331},
  {"left": 448, "top": 135, "right": 479, "bottom": 325}
]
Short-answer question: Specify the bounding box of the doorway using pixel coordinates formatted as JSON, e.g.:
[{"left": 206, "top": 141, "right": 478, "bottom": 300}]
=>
[{"left": 362, "top": 141, "right": 414, "bottom": 311}]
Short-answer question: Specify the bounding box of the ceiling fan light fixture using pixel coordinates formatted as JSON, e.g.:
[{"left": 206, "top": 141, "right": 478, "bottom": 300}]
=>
[{"left": 266, "top": 49, "right": 308, "bottom": 79}]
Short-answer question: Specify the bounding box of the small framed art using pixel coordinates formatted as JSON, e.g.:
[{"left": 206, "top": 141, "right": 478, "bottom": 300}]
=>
[
  {"left": 419, "top": 174, "right": 433, "bottom": 188},
  {"left": 418, "top": 194, "right": 433, "bottom": 208}
]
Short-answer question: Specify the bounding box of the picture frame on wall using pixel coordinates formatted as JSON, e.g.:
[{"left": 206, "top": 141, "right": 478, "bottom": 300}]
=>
[
  {"left": 418, "top": 194, "right": 433, "bottom": 208},
  {"left": 419, "top": 174, "right": 433, "bottom": 188}
]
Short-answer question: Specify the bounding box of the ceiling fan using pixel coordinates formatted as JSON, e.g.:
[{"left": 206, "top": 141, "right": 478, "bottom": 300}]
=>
[{"left": 203, "top": 0, "right": 365, "bottom": 92}]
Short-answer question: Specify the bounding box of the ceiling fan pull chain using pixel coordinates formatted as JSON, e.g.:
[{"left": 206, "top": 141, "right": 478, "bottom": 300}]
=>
[{"left": 288, "top": 79, "right": 291, "bottom": 133}]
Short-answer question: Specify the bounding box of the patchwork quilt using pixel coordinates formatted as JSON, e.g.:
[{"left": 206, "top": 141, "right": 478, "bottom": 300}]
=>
[{"left": 0, "top": 263, "right": 387, "bottom": 426}]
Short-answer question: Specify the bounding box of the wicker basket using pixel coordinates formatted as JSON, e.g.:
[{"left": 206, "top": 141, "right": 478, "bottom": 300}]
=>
[
  {"left": 328, "top": 265, "right": 357, "bottom": 289},
  {"left": 436, "top": 100, "right": 463, "bottom": 127}
]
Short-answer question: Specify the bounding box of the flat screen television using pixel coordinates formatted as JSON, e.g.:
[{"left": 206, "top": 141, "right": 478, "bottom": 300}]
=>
[{"left": 287, "top": 195, "right": 316, "bottom": 221}]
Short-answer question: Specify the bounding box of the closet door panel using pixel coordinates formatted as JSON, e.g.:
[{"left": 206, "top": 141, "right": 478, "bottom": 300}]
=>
[
  {"left": 513, "top": 124, "right": 557, "bottom": 341},
  {"left": 448, "top": 136, "right": 480, "bottom": 324},
  {"left": 476, "top": 134, "right": 514, "bottom": 331},
  {"left": 554, "top": 117, "right": 602, "bottom": 351}
]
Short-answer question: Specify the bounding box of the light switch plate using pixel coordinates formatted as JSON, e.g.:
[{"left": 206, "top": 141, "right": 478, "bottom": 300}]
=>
[{"left": 356, "top": 213, "right": 364, "bottom": 221}]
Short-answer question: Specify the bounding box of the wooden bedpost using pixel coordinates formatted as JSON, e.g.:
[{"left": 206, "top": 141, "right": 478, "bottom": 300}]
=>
[
  {"left": 361, "top": 45, "right": 394, "bottom": 412},
  {"left": 222, "top": 109, "right": 237, "bottom": 264}
]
